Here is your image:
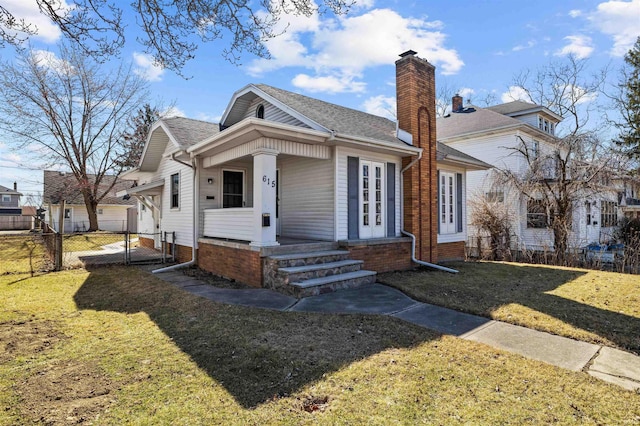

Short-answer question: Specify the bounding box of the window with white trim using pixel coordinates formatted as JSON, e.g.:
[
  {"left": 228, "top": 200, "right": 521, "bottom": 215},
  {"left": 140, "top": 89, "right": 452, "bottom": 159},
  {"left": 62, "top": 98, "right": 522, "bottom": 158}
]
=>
[
  {"left": 601, "top": 201, "right": 618, "bottom": 227},
  {"left": 170, "top": 173, "right": 180, "bottom": 209},
  {"left": 439, "top": 171, "right": 456, "bottom": 234},
  {"left": 222, "top": 170, "right": 245, "bottom": 208},
  {"left": 527, "top": 198, "right": 548, "bottom": 228}
]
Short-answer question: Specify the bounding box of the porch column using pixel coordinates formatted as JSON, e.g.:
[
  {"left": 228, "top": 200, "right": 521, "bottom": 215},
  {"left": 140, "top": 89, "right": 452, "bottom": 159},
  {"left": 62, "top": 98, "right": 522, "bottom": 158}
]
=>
[{"left": 250, "top": 148, "right": 279, "bottom": 247}]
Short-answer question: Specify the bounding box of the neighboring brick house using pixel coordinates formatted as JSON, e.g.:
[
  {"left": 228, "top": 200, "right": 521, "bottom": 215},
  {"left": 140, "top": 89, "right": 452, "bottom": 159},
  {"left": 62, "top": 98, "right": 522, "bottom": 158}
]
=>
[
  {"left": 43, "top": 171, "right": 136, "bottom": 233},
  {"left": 119, "top": 51, "right": 489, "bottom": 295},
  {"left": 0, "top": 182, "right": 22, "bottom": 215}
]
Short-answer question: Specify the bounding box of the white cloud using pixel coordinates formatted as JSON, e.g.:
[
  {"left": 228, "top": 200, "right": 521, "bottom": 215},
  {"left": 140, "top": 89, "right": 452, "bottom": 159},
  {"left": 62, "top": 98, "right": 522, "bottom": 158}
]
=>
[
  {"left": 3, "top": 0, "right": 72, "bottom": 44},
  {"left": 247, "top": 7, "right": 463, "bottom": 94},
  {"left": 512, "top": 40, "right": 536, "bottom": 52},
  {"left": 589, "top": 0, "right": 640, "bottom": 56},
  {"left": 133, "top": 52, "right": 164, "bottom": 82},
  {"left": 162, "top": 105, "right": 185, "bottom": 118},
  {"left": 501, "top": 86, "right": 531, "bottom": 103},
  {"left": 569, "top": 9, "right": 583, "bottom": 18},
  {"left": 361, "top": 95, "right": 396, "bottom": 120},
  {"left": 554, "top": 35, "right": 594, "bottom": 59},
  {"left": 458, "top": 87, "right": 475, "bottom": 100},
  {"left": 32, "top": 49, "right": 73, "bottom": 73},
  {"left": 292, "top": 74, "right": 366, "bottom": 93}
]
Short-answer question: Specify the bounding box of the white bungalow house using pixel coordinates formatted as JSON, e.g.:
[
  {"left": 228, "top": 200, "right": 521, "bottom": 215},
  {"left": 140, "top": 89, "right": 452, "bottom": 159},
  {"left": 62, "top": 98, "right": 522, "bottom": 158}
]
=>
[
  {"left": 119, "top": 51, "right": 490, "bottom": 295},
  {"left": 43, "top": 170, "right": 137, "bottom": 233},
  {"left": 437, "top": 97, "right": 628, "bottom": 252}
]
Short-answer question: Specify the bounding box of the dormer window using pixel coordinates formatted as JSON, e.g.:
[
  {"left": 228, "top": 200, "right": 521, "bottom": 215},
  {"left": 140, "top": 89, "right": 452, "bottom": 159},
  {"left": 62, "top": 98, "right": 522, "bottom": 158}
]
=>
[
  {"left": 256, "top": 104, "right": 265, "bottom": 119},
  {"left": 538, "top": 115, "right": 555, "bottom": 135}
]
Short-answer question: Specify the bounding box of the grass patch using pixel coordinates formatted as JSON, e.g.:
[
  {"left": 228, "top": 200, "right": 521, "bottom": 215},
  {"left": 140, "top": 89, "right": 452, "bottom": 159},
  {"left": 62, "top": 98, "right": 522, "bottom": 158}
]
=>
[
  {"left": 379, "top": 261, "right": 640, "bottom": 354},
  {"left": 0, "top": 234, "right": 49, "bottom": 275},
  {"left": 1, "top": 267, "right": 639, "bottom": 424},
  {"left": 63, "top": 233, "right": 128, "bottom": 252}
]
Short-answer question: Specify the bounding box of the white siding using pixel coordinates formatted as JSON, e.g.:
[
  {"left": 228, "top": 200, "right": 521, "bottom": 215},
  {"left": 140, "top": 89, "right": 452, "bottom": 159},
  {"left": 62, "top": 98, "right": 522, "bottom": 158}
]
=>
[
  {"left": 279, "top": 156, "right": 334, "bottom": 240},
  {"left": 49, "top": 205, "right": 130, "bottom": 232},
  {"left": 203, "top": 208, "right": 254, "bottom": 240},
  {"left": 242, "top": 97, "right": 310, "bottom": 128},
  {"left": 335, "top": 146, "right": 402, "bottom": 240}
]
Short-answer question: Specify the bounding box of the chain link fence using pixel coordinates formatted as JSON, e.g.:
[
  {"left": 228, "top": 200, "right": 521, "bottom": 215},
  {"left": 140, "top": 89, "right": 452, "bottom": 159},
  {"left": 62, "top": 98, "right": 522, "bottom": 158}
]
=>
[
  {"left": 466, "top": 234, "right": 640, "bottom": 274},
  {"left": 1, "top": 226, "right": 175, "bottom": 275}
]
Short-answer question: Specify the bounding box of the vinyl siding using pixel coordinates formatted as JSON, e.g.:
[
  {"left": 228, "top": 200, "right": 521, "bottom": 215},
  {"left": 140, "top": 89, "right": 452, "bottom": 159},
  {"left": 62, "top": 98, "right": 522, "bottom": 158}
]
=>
[
  {"left": 335, "top": 146, "right": 402, "bottom": 240},
  {"left": 242, "top": 97, "right": 310, "bottom": 128},
  {"left": 279, "top": 156, "right": 334, "bottom": 240}
]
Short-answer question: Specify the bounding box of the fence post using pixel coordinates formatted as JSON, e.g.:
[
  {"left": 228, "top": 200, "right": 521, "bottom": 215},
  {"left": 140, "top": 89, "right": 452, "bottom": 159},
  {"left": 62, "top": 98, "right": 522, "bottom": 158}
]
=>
[
  {"left": 54, "top": 232, "right": 63, "bottom": 271},
  {"left": 124, "top": 232, "right": 129, "bottom": 265},
  {"left": 172, "top": 232, "right": 176, "bottom": 261}
]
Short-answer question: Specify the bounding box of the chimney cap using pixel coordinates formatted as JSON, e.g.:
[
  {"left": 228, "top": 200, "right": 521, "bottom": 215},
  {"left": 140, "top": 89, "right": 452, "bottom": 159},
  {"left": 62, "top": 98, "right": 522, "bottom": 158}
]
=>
[{"left": 399, "top": 50, "right": 417, "bottom": 58}]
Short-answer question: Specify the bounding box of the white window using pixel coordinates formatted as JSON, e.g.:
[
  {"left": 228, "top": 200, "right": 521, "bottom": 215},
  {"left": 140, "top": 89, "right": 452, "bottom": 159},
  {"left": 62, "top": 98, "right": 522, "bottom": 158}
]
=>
[
  {"left": 586, "top": 201, "right": 591, "bottom": 225},
  {"left": 1, "top": 194, "right": 10, "bottom": 202},
  {"left": 530, "top": 140, "right": 539, "bottom": 160},
  {"left": 359, "top": 160, "right": 385, "bottom": 238},
  {"left": 527, "top": 198, "right": 548, "bottom": 228},
  {"left": 222, "top": 170, "right": 245, "bottom": 208},
  {"left": 439, "top": 171, "right": 456, "bottom": 234},
  {"left": 97, "top": 208, "right": 103, "bottom": 215},
  {"left": 170, "top": 173, "right": 180, "bottom": 209},
  {"left": 601, "top": 201, "right": 618, "bottom": 227}
]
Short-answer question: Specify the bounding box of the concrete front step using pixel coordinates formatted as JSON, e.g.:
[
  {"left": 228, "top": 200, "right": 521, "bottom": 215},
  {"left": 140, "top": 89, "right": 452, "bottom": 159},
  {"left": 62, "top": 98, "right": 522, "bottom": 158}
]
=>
[
  {"left": 269, "top": 250, "right": 351, "bottom": 268},
  {"left": 278, "top": 259, "right": 364, "bottom": 283},
  {"left": 290, "top": 270, "right": 377, "bottom": 297}
]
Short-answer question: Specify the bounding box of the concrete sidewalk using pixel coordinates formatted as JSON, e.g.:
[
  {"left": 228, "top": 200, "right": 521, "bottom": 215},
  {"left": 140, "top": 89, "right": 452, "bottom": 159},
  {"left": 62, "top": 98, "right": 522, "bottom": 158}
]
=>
[{"left": 151, "top": 268, "right": 640, "bottom": 392}]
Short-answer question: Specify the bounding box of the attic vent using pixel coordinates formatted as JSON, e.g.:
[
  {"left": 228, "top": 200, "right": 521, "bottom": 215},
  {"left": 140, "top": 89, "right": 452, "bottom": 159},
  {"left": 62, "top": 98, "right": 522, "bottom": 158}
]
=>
[{"left": 256, "top": 104, "right": 265, "bottom": 119}]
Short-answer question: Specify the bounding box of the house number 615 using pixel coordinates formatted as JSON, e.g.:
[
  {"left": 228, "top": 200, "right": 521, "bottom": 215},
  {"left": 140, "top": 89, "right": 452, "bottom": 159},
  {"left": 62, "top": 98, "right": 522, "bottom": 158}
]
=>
[{"left": 262, "top": 175, "right": 276, "bottom": 187}]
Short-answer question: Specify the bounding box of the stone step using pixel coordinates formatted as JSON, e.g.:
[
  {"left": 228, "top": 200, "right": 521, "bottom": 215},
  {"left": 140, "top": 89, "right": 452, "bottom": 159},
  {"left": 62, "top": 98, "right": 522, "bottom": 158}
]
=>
[
  {"left": 269, "top": 250, "right": 351, "bottom": 268},
  {"left": 290, "top": 270, "right": 377, "bottom": 298},
  {"left": 278, "top": 259, "right": 364, "bottom": 283}
]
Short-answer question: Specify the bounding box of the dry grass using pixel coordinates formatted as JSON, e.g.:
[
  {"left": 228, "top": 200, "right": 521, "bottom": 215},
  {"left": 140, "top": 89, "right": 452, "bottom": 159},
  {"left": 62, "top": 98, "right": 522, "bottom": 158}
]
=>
[
  {"left": 379, "top": 261, "right": 640, "bottom": 354},
  {"left": 1, "top": 266, "right": 639, "bottom": 424}
]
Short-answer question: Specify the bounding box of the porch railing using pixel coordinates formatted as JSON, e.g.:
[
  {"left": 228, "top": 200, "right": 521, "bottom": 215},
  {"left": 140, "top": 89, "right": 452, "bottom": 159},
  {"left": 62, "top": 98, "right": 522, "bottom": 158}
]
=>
[{"left": 203, "top": 208, "right": 254, "bottom": 241}]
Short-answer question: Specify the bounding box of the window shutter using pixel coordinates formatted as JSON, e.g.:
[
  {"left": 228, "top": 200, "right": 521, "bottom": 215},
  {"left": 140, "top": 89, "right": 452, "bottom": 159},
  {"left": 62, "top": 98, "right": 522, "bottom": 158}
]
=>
[
  {"left": 456, "top": 173, "right": 463, "bottom": 233},
  {"left": 437, "top": 170, "right": 441, "bottom": 234},
  {"left": 347, "top": 156, "right": 359, "bottom": 239},
  {"left": 386, "top": 163, "right": 395, "bottom": 237}
]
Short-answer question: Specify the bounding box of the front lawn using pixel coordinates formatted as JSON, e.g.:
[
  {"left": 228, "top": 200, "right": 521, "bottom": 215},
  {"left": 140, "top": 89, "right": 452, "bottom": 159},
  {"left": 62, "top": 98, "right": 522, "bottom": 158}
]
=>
[
  {"left": 379, "top": 261, "right": 640, "bottom": 354},
  {"left": 1, "top": 266, "right": 639, "bottom": 424}
]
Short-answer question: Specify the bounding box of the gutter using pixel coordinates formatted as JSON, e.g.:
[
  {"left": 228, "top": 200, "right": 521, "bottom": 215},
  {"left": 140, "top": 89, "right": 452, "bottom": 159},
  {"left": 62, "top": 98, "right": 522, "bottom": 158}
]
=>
[
  {"left": 400, "top": 151, "right": 458, "bottom": 274},
  {"left": 152, "top": 156, "right": 199, "bottom": 274}
]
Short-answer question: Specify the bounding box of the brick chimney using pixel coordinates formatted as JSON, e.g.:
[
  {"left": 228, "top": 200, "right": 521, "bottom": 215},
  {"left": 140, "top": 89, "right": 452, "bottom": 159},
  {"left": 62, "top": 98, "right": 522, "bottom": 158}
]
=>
[
  {"left": 396, "top": 50, "right": 438, "bottom": 263},
  {"left": 452, "top": 94, "right": 463, "bottom": 112}
]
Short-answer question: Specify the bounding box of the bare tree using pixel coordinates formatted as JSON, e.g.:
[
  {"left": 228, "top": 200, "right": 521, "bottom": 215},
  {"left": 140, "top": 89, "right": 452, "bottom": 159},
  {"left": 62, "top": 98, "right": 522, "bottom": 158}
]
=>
[
  {"left": 0, "top": 0, "right": 354, "bottom": 76},
  {"left": 0, "top": 44, "right": 148, "bottom": 231},
  {"left": 469, "top": 180, "right": 513, "bottom": 261},
  {"left": 496, "top": 56, "right": 618, "bottom": 264}
]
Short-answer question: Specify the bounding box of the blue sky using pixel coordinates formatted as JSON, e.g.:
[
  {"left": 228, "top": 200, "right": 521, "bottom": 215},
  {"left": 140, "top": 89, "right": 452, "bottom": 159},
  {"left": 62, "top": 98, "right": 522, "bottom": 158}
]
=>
[{"left": 1, "top": 0, "right": 639, "bottom": 204}]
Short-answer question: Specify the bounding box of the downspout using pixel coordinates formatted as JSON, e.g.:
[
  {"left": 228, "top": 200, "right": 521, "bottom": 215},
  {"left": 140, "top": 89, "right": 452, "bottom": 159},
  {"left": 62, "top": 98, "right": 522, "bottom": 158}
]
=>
[
  {"left": 401, "top": 150, "right": 458, "bottom": 274},
  {"left": 152, "top": 156, "right": 199, "bottom": 274}
]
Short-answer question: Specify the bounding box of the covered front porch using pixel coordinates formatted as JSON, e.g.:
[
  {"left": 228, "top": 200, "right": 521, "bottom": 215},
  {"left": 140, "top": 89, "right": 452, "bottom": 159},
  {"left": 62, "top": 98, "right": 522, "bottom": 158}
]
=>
[{"left": 192, "top": 122, "right": 334, "bottom": 248}]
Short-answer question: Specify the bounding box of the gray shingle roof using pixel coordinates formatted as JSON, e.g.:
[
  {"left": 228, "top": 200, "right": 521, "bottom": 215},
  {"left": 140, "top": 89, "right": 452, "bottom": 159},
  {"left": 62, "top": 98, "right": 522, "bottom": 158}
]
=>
[
  {"left": 162, "top": 117, "right": 220, "bottom": 149},
  {"left": 486, "top": 100, "right": 540, "bottom": 115},
  {"left": 255, "top": 84, "right": 400, "bottom": 144},
  {"left": 43, "top": 170, "right": 136, "bottom": 206},
  {"left": 436, "top": 106, "right": 522, "bottom": 140},
  {"left": 0, "top": 184, "right": 21, "bottom": 195},
  {"left": 436, "top": 142, "right": 492, "bottom": 169}
]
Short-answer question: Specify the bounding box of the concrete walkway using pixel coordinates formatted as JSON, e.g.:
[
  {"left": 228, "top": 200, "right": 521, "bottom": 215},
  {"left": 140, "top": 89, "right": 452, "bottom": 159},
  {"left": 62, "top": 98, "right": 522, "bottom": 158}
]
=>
[{"left": 151, "top": 268, "right": 640, "bottom": 392}]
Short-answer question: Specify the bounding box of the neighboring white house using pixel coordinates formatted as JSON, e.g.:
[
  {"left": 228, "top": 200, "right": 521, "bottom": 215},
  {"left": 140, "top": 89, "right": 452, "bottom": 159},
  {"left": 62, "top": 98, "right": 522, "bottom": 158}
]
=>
[
  {"left": 43, "top": 170, "right": 137, "bottom": 233},
  {"left": 119, "top": 51, "right": 490, "bottom": 291},
  {"left": 437, "top": 97, "right": 626, "bottom": 251}
]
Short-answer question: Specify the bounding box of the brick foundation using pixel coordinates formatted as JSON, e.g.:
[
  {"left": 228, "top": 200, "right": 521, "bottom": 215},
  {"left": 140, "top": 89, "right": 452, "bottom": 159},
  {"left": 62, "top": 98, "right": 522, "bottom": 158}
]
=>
[
  {"left": 197, "top": 240, "right": 262, "bottom": 288},
  {"left": 167, "top": 243, "right": 193, "bottom": 263},
  {"left": 139, "top": 237, "right": 154, "bottom": 249},
  {"left": 437, "top": 241, "right": 465, "bottom": 262},
  {"left": 341, "top": 238, "right": 414, "bottom": 273}
]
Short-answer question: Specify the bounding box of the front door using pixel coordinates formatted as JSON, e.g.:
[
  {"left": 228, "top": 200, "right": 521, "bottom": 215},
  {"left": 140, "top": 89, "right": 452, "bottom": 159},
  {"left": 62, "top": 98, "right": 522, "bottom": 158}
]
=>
[
  {"left": 359, "top": 160, "right": 385, "bottom": 239},
  {"left": 63, "top": 208, "right": 73, "bottom": 233}
]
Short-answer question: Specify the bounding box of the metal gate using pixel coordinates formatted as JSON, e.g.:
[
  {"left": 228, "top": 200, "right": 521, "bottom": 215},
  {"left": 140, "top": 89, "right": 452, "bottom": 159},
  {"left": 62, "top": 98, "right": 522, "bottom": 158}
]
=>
[{"left": 124, "top": 231, "right": 175, "bottom": 265}]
